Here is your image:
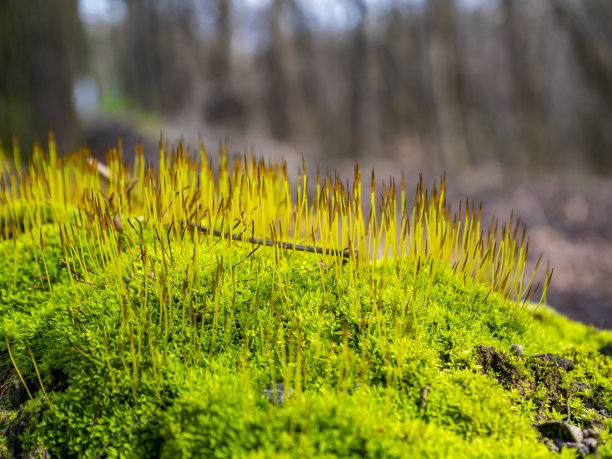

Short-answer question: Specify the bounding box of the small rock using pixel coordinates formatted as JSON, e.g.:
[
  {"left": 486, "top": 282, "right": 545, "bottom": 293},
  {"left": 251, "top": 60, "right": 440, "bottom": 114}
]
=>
[
  {"left": 534, "top": 420, "right": 583, "bottom": 443},
  {"left": 527, "top": 354, "right": 574, "bottom": 371},
  {"left": 262, "top": 382, "right": 294, "bottom": 405},
  {"left": 0, "top": 376, "right": 29, "bottom": 408},
  {"left": 599, "top": 343, "right": 612, "bottom": 356},
  {"left": 22, "top": 447, "right": 50, "bottom": 459},
  {"left": 582, "top": 437, "right": 600, "bottom": 453},
  {"left": 541, "top": 437, "right": 559, "bottom": 453},
  {"left": 582, "top": 428, "right": 598, "bottom": 439},
  {"left": 569, "top": 380, "right": 591, "bottom": 394},
  {"left": 597, "top": 404, "right": 611, "bottom": 418},
  {"left": 510, "top": 344, "right": 523, "bottom": 356},
  {"left": 554, "top": 441, "right": 589, "bottom": 456},
  {"left": 476, "top": 346, "right": 528, "bottom": 394}
]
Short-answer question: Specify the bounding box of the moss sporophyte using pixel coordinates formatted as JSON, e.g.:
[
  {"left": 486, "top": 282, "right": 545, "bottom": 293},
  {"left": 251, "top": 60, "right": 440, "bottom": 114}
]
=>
[{"left": 0, "top": 135, "right": 610, "bottom": 458}]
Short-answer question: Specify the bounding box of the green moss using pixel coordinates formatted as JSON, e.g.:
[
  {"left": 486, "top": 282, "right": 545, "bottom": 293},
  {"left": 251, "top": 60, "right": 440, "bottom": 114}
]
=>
[{"left": 0, "top": 142, "right": 610, "bottom": 457}]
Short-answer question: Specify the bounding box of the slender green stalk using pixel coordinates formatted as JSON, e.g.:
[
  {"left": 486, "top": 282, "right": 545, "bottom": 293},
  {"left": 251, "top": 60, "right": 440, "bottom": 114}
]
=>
[
  {"left": 4, "top": 336, "right": 33, "bottom": 401},
  {"left": 27, "top": 344, "right": 54, "bottom": 413}
]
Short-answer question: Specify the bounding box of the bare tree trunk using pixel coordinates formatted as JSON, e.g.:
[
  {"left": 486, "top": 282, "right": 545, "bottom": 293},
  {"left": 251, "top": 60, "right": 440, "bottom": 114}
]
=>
[
  {"left": 203, "top": 0, "right": 245, "bottom": 130},
  {"left": 377, "top": 7, "right": 402, "bottom": 145},
  {"left": 374, "top": 5, "right": 431, "bottom": 161},
  {"left": 288, "top": 0, "right": 333, "bottom": 154},
  {"left": 0, "top": 0, "right": 83, "bottom": 150},
  {"left": 122, "top": 0, "right": 195, "bottom": 114},
  {"left": 425, "top": 0, "right": 469, "bottom": 171},
  {"left": 123, "top": 0, "right": 163, "bottom": 112},
  {"left": 552, "top": 0, "right": 612, "bottom": 173},
  {"left": 262, "top": 0, "right": 292, "bottom": 140},
  {"left": 211, "top": 0, "right": 232, "bottom": 82},
  {"left": 502, "top": 0, "right": 545, "bottom": 170},
  {"left": 552, "top": 0, "right": 612, "bottom": 112},
  {"left": 346, "top": 0, "right": 368, "bottom": 158},
  {"left": 378, "top": 6, "right": 413, "bottom": 145}
]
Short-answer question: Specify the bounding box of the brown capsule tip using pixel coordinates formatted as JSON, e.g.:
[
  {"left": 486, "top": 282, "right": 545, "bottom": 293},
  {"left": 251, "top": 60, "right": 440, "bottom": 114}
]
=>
[{"left": 113, "top": 216, "right": 123, "bottom": 232}]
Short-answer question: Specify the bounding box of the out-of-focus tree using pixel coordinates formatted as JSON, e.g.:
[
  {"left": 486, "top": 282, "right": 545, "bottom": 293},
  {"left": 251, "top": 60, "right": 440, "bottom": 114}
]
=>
[
  {"left": 552, "top": 0, "right": 612, "bottom": 173},
  {"left": 0, "top": 0, "right": 84, "bottom": 150},
  {"left": 6, "top": 0, "right": 610, "bottom": 175},
  {"left": 211, "top": 0, "right": 232, "bottom": 83},
  {"left": 425, "top": 0, "right": 469, "bottom": 171},
  {"left": 502, "top": 0, "right": 545, "bottom": 169},
  {"left": 374, "top": 4, "right": 427, "bottom": 153},
  {"left": 203, "top": 0, "right": 246, "bottom": 131},
  {"left": 286, "top": 0, "right": 333, "bottom": 156},
  {"left": 260, "top": 0, "right": 293, "bottom": 140},
  {"left": 120, "top": 0, "right": 196, "bottom": 114},
  {"left": 346, "top": 0, "right": 368, "bottom": 158}
]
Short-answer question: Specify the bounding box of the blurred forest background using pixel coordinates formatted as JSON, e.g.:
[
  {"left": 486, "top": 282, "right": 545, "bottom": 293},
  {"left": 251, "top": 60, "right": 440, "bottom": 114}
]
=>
[{"left": 1, "top": 0, "right": 611, "bottom": 327}]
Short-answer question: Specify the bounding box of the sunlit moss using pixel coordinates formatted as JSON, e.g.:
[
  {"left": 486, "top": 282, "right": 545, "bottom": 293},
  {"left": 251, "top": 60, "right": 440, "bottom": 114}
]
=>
[{"left": 0, "top": 136, "right": 608, "bottom": 458}]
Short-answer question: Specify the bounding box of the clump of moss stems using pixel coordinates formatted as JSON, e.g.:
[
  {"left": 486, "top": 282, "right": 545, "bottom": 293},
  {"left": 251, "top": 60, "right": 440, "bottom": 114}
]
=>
[{"left": 0, "top": 135, "right": 551, "bottom": 421}]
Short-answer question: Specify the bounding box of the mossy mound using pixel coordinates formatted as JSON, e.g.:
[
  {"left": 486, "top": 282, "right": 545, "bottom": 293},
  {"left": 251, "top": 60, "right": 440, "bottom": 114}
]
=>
[{"left": 0, "top": 140, "right": 610, "bottom": 457}]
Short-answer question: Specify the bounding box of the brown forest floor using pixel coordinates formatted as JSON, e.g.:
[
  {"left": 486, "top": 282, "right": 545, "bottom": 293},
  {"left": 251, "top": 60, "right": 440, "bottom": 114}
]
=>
[{"left": 453, "top": 172, "right": 612, "bottom": 330}]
